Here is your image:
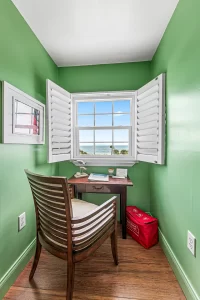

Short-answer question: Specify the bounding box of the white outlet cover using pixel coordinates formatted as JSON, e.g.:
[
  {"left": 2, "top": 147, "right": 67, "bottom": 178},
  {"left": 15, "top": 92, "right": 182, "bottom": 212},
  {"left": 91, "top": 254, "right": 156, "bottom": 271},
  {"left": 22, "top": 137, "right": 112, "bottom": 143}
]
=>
[
  {"left": 18, "top": 212, "right": 26, "bottom": 231},
  {"left": 187, "top": 231, "right": 196, "bottom": 256}
]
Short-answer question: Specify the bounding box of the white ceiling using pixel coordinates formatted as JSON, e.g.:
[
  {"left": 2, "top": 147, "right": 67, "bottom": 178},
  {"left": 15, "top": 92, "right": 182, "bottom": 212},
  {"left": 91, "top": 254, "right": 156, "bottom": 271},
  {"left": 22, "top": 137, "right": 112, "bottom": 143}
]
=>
[{"left": 12, "top": 0, "right": 179, "bottom": 67}]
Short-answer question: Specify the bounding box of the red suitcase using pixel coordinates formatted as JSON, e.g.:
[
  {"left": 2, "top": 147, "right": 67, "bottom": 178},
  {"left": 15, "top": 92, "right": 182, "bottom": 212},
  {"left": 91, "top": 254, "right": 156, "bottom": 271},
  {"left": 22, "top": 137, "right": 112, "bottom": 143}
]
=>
[{"left": 126, "top": 206, "right": 158, "bottom": 249}]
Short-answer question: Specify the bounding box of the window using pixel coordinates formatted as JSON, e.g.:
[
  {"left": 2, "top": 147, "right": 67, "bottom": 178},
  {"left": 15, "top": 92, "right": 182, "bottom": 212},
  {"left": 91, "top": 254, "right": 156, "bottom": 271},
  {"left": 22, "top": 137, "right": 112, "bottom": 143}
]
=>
[
  {"left": 47, "top": 74, "right": 165, "bottom": 166},
  {"left": 3, "top": 82, "right": 45, "bottom": 144},
  {"left": 73, "top": 95, "right": 135, "bottom": 161}
]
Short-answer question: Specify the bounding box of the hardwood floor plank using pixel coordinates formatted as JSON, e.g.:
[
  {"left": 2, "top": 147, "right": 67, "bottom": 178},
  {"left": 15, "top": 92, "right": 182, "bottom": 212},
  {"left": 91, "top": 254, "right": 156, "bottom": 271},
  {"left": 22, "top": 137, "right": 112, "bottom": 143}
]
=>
[{"left": 4, "top": 227, "right": 185, "bottom": 300}]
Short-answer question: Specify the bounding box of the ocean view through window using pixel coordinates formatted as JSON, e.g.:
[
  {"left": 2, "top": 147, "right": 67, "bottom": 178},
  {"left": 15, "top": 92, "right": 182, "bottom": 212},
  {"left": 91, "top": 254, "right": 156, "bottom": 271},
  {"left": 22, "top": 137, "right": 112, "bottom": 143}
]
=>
[{"left": 72, "top": 91, "right": 135, "bottom": 162}]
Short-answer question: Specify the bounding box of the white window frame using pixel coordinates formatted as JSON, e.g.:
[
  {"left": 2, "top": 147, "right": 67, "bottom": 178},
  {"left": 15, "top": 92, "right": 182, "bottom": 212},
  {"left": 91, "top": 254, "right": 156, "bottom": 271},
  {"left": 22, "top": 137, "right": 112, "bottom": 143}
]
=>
[
  {"left": 3, "top": 81, "right": 45, "bottom": 144},
  {"left": 72, "top": 91, "right": 136, "bottom": 166}
]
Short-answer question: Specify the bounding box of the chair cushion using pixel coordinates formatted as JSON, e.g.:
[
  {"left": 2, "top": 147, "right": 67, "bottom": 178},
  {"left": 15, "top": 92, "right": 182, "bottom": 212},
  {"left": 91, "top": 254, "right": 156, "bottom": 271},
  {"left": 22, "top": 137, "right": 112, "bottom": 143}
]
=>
[{"left": 72, "top": 198, "right": 98, "bottom": 218}]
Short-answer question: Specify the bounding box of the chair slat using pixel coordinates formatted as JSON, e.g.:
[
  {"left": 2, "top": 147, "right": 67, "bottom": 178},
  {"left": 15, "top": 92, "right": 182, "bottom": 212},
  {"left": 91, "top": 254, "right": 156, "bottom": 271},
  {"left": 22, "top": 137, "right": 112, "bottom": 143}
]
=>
[
  {"left": 72, "top": 209, "right": 115, "bottom": 237},
  {"left": 73, "top": 221, "right": 115, "bottom": 252},
  {"left": 40, "top": 212, "right": 67, "bottom": 232},
  {"left": 27, "top": 172, "right": 67, "bottom": 185},
  {"left": 72, "top": 199, "right": 116, "bottom": 224},
  {"left": 39, "top": 231, "right": 67, "bottom": 252},
  {"left": 38, "top": 207, "right": 67, "bottom": 226},
  {"left": 35, "top": 197, "right": 66, "bottom": 221},
  {"left": 38, "top": 232, "right": 68, "bottom": 259},
  {"left": 40, "top": 219, "right": 67, "bottom": 240},
  {"left": 72, "top": 205, "right": 115, "bottom": 230},
  {"left": 73, "top": 216, "right": 115, "bottom": 244},
  {"left": 30, "top": 182, "right": 65, "bottom": 199},
  {"left": 28, "top": 178, "right": 64, "bottom": 192},
  {"left": 40, "top": 222, "right": 67, "bottom": 245},
  {"left": 34, "top": 192, "right": 66, "bottom": 213}
]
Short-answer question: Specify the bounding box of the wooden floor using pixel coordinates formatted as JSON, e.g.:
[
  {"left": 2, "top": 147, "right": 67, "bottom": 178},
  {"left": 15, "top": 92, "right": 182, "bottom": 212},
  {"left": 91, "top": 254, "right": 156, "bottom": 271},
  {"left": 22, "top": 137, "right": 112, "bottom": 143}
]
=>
[{"left": 4, "top": 227, "right": 185, "bottom": 300}]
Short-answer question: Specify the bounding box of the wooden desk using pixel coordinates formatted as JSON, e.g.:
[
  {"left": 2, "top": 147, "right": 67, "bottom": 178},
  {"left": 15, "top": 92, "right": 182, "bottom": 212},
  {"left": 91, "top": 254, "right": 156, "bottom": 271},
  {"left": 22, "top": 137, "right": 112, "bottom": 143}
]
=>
[{"left": 68, "top": 176, "right": 133, "bottom": 239}]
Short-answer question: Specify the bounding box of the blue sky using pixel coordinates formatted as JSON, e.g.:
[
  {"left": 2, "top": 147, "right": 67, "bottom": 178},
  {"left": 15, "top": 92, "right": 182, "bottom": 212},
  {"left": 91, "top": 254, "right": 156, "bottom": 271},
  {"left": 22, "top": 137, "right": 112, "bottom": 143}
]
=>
[{"left": 77, "top": 100, "right": 131, "bottom": 142}]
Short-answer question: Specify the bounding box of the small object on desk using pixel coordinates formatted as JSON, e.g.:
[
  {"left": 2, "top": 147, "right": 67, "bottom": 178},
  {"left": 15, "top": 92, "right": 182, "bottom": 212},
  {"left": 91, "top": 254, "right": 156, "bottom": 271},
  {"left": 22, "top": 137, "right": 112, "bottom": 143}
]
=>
[
  {"left": 88, "top": 173, "right": 109, "bottom": 182},
  {"left": 74, "top": 165, "right": 88, "bottom": 178},
  {"left": 74, "top": 172, "right": 88, "bottom": 178},
  {"left": 108, "top": 168, "right": 114, "bottom": 176},
  {"left": 112, "top": 175, "right": 126, "bottom": 179},
  {"left": 116, "top": 168, "right": 128, "bottom": 178}
]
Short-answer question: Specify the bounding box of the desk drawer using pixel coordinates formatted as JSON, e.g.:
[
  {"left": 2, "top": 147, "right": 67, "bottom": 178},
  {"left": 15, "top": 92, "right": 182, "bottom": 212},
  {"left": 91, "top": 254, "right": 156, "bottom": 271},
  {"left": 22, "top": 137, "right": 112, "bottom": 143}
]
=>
[{"left": 86, "top": 185, "right": 111, "bottom": 193}]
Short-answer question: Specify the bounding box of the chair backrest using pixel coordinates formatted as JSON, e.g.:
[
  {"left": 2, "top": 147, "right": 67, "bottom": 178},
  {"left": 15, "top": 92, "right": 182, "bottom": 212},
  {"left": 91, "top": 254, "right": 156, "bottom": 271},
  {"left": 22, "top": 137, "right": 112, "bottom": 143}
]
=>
[{"left": 25, "top": 170, "right": 72, "bottom": 254}]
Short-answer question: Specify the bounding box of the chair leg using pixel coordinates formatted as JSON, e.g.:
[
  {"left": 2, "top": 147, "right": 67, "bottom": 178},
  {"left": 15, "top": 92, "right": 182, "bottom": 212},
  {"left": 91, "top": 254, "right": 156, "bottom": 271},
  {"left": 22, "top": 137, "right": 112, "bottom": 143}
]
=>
[
  {"left": 29, "top": 238, "right": 42, "bottom": 280},
  {"left": 111, "top": 229, "right": 118, "bottom": 265},
  {"left": 67, "top": 262, "right": 75, "bottom": 300}
]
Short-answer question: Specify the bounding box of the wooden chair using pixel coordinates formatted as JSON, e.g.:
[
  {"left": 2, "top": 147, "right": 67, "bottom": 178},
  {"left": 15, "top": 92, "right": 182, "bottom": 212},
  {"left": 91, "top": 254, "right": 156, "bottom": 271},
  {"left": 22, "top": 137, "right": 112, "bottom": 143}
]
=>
[{"left": 25, "top": 170, "right": 118, "bottom": 300}]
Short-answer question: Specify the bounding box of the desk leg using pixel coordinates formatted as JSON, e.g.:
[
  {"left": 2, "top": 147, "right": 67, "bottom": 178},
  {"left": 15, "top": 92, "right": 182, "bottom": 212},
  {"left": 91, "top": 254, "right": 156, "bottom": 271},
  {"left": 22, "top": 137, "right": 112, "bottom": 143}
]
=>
[
  {"left": 120, "top": 195, "right": 122, "bottom": 224},
  {"left": 77, "top": 192, "right": 82, "bottom": 200},
  {"left": 121, "top": 187, "right": 127, "bottom": 239},
  {"left": 75, "top": 186, "right": 82, "bottom": 200}
]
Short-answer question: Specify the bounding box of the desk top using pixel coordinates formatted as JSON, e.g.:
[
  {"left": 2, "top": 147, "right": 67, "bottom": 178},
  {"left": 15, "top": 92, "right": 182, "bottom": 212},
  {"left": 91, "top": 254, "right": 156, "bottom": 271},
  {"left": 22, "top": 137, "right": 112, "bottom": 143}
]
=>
[{"left": 68, "top": 176, "right": 133, "bottom": 186}]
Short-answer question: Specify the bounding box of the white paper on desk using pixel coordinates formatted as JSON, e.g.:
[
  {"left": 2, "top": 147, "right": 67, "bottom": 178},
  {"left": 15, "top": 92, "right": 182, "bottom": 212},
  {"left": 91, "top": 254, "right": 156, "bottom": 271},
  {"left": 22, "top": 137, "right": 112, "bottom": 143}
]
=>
[{"left": 116, "top": 168, "right": 127, "bottom": 178}]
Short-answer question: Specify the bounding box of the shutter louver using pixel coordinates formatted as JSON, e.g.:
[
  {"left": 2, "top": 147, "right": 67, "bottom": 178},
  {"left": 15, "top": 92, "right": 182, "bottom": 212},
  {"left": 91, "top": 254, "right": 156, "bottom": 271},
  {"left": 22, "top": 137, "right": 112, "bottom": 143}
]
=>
[
  {"left": 135, "top": 74, "right": 165, "bottom": 165},
  {"left": 47, "top": 80, "right": 72, "bottom": 163}
]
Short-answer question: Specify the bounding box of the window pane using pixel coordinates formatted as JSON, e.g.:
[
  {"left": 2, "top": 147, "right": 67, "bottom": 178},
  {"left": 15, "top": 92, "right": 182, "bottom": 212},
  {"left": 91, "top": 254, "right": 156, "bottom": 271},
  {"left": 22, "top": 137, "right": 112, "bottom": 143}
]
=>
[
  {"left": 114, "top": 100, "right": 130, "bottom": 113},
  {"left": 79, "top": 143, "right": 94, "bottom": 155},
  {"left": 78, "top": 115, "right": 94, "bottom": 126},
  {"left": 95, "top": 130, "right": 112, "bottom": 142},
  {"left": 95, "top": 143, "right": 112, "bottom": 155},
  {"left": 78, "top": 102, "right": 94, "bottom": 114},
  {"left": 79, "top": 130, "right": 94, "bottom": 142},
  {"left": 113, "top": 144, "right": 129, "bottom": 155},
  {"left": 95, "top": 114, "right": 112, "bottom": 126},
  {"left": 114, "top": 114, "right": 130, "bottom": 126},
  {"left": 95, "top": 101, "right": 112, "bottom": 113},
  {"left": 114, "top": 129, "right": 129, "bottom": 142}
]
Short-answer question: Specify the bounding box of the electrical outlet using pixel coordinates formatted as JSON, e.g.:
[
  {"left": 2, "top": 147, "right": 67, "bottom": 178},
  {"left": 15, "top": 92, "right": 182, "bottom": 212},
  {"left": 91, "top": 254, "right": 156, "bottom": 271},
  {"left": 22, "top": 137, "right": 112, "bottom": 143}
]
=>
[
  {"left": 18, "top": 212, "right": 26, "bottom": 231},
  {"left": 187, "top": 231, "right": 196, "bottom": 256}
]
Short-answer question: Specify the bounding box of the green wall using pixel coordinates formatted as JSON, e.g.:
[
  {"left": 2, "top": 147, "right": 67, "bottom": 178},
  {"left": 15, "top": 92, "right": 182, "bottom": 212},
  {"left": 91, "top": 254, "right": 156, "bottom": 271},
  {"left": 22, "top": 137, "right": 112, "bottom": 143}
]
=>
[
  {"left": 58, "top": 63, "right": 151, "bottom": 213},
  {"left": 0, "top": 1, "right": 58, "bottom": 297},
  {"left": 150, "top": 0, "right": 200, "bottom": 298}
]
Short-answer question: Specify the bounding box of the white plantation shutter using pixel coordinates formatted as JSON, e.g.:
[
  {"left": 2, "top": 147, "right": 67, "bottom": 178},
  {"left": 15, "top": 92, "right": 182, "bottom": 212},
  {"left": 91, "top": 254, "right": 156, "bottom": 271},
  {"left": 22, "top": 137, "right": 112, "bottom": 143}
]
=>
[
  {"left": 135, "top": 74, "right": 165, "bottom": 165},
  {"left": 47, "top": 80, "right": 72, "bottom": 163}
]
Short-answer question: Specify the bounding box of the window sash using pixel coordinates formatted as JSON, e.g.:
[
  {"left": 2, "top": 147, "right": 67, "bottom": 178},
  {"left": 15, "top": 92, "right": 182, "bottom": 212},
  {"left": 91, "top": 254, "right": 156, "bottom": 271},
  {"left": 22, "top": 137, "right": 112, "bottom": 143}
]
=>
[{"left": 74, "top": 126, "right": 132, "bottom": 158}]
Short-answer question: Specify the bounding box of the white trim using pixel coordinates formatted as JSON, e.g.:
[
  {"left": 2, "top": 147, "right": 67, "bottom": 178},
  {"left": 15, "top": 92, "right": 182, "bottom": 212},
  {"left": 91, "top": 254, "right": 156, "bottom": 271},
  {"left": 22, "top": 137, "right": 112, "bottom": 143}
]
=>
[
  {"left": 159, "top": 228, "right": 199, "bottom": 300},
  {"left": 72, "top": 90, "right": 135, "bottom": 100},
  {"left": 72, "top": 91, "right": 136, "bottom": 165},
  {"left": 0, "top": 238, "right": 36, "bottom": 299},
  {"left": 3, "top": 81, "right": 45, "bottom": 144},
  {"left": 72, "top": 158, "right": 137, "bottom": 167}
]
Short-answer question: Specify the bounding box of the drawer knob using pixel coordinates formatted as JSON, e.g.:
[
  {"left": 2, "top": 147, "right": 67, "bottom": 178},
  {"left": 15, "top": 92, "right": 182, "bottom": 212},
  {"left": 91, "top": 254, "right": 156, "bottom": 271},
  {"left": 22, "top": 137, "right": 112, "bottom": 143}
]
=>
[{"left": 92, "top": 185, "right": 104, "bottom": 191}]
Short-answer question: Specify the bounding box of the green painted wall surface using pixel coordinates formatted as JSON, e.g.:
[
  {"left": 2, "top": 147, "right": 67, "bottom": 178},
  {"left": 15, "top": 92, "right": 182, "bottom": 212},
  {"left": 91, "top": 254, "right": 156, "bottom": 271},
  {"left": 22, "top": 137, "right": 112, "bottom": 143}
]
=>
[
  {"left": 150, "top": 0, "right": 200, "bottom": 296},
  {"left": 0, "top": 0, "right": 58, "bottom": 293},
  {"left": 58, "top": 63, "right": 151, "bottom": 213}
]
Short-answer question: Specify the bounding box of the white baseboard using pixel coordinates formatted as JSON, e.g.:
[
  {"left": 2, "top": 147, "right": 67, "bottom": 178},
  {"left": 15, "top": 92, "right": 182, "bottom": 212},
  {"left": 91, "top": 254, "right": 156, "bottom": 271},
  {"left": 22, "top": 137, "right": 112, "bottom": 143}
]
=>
[
  {"left": 159, "top": 228, "right": 199, "bottom": 300},
  {"left": 0, "top": 238, "right": 36, "bottom": 299}
]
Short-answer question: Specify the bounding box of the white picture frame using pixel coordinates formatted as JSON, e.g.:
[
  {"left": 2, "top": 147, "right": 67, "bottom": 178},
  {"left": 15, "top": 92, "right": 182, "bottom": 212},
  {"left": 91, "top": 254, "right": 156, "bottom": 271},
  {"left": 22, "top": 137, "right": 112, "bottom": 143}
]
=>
[{"left": 2, "top": 81, "right": 45, "bottom": 144}]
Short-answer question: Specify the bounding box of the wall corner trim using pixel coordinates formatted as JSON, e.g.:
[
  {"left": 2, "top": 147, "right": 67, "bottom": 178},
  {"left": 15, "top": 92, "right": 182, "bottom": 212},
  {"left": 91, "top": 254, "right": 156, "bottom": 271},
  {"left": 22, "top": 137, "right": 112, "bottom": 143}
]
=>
[
  {"left": 159, "top": 228, "right": 199, "bottom": 300},
  {"left": 0, "top": 238, "right": 36, "bottom": 299}
]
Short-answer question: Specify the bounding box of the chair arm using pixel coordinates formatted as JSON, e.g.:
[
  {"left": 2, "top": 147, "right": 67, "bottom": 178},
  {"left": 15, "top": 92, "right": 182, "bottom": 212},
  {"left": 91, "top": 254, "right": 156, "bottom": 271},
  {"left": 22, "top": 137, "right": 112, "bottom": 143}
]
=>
[
  {"left": 71, "top": 196, "right": 117, "bottom": 244},
  {"left": 71, "top": 196, "right": 117, "bottom": 224}
]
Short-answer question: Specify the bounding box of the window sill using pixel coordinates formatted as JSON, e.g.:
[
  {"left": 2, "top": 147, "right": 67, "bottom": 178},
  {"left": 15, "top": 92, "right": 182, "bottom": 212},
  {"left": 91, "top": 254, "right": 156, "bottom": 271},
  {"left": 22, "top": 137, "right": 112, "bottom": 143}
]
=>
[{"left": 71, "top": 158, "right": 137, "bottom": 167}]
